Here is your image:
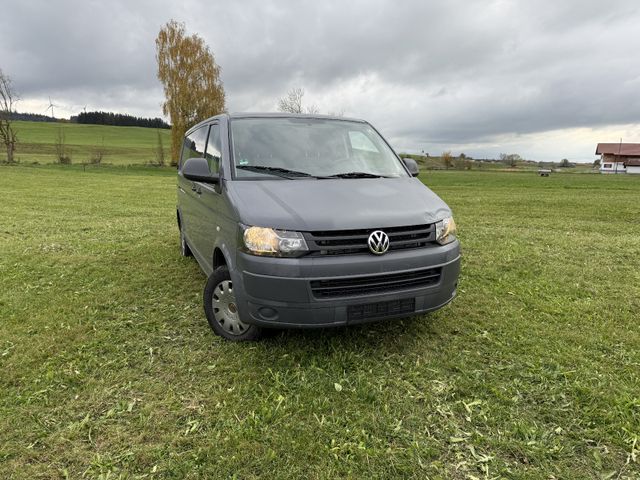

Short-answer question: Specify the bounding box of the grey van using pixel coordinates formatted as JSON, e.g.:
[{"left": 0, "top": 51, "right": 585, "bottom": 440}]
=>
[{"left": 177, "top": 113, "right": 460, "bottom": 341}]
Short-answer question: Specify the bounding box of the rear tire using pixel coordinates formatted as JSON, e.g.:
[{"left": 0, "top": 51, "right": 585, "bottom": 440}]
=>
[{"left": 203, "top": 266, "right": 263, "bottom": 341}]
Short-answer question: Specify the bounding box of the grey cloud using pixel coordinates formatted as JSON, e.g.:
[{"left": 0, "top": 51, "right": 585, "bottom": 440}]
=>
[{"left": 1, "top": 0, "right": 639, "bottom": 160}]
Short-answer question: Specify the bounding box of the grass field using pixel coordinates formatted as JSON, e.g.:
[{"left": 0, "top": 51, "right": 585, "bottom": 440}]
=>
[
  {"left": 5, "top": 121, "right": 171, "bottom": 165},
  {"left": 1, "top": 165, "right": 639, "bottom": 479}
]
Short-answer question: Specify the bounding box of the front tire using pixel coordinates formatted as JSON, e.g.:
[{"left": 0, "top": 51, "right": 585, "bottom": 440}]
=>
[{"left": 203, "top": 266, "right": 263, "bottom": 341}]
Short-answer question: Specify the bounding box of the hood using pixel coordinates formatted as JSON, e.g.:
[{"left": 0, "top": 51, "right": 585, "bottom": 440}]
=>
[{"left": 226, "top": 177, "right": 451, "bottom": 231}]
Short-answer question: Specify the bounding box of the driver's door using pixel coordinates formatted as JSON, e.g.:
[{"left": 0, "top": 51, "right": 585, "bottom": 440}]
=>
[
  {"left": 190, "top": 122, "right": 223, "bottom": 268},
  {"left": 178, "top": 126, "right": 209, "bottom": 259}
]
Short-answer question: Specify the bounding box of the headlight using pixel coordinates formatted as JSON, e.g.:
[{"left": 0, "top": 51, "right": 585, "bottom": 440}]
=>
[
  {"left": 242, "top": 226, "right": 309, "bottom": 257},
  {"left": 435, "top": 216, "right": 457, "bottom": 245}
]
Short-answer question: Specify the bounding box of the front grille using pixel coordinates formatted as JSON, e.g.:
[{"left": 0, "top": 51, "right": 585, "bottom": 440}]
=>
[
  {"left": 310, "top": 267, "right": 442, "bottom": 299},
  {"left": 348, "top": 298, "right": 416, "bottom": 321},
  {"left": 304, "top": 224, "right": 436, "bottom": 256}
]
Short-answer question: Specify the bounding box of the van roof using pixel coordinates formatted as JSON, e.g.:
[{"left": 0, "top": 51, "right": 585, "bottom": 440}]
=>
[{"left": 186, "top": 112, "right": 367, "bottom": 135}]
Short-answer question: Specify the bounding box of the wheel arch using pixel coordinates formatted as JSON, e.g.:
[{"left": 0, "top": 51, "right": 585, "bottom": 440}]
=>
[{"left": 213, "top": 247, "right": 228, "bottom": 270}]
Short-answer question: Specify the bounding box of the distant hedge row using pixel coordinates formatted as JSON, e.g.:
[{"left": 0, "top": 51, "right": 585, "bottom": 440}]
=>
[
  {"left": 9, "top": 112, "right": 58, "bottom": 122},
  {"left": 72, "top": 111, "right": 170, "bottom": 129},
  {"left": 10, "top": 110, "right": 171, "bottom": 129}
]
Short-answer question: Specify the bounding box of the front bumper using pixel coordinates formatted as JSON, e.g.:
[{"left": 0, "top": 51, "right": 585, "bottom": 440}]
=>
[{"left": 231, "top": 240, "right": 461, "bottom": 328}]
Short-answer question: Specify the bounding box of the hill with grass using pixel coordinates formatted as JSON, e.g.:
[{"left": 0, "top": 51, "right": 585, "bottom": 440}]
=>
[
  {"left": 3, "top": 120, "right": 596, "bottom": 172},
  {"left": 4, "top": 121, "right": 172, "bottom": 165}
]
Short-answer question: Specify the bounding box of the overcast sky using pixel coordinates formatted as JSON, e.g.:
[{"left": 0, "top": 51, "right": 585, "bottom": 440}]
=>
[{"left": 2, "top": 0, "right": 639, "bottom": 161}]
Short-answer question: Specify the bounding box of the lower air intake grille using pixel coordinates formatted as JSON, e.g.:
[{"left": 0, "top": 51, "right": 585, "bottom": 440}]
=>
[
  {"left": 348, "top": 298, "right": 416, "bottom": 321},
  {"left": 310, "top": 267, "right": 442, "bottom": 299}
]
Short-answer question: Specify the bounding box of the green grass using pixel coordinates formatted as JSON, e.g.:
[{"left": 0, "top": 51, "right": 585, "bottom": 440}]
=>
[
  {"left": 5, "top": 121, "right": 171, "bottom": 165},
  {"left": 1, "top": 166, "right": 639, "bottom": 479}
]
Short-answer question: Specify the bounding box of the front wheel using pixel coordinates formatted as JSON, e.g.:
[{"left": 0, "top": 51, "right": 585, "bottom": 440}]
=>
[{"left": 203, "top": 266, "right": 263, "bottom": 341}]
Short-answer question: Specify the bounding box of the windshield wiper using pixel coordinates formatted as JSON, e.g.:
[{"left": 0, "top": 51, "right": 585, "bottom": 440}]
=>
[
  {"left": 328, "top": 171, "right": 387, "bottom": 179},
  {"left": 236, "top": 166, "right": 387, "bottom": 180},
  {"left": 236, "top": 165, "right": 316, "bottom": 179}
]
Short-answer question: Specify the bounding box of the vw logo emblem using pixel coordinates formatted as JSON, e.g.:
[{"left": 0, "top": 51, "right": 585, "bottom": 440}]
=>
[{"left": 368, "top": 230, "right": 390, "bottom": 255}]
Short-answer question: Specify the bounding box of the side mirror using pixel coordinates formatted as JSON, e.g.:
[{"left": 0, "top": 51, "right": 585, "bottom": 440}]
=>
[
  {"left": 402, "top": 157, "right": 420, "bottom": 177},
  {"left": 182, "top": 157, "right": 219, "bottom": 183}
]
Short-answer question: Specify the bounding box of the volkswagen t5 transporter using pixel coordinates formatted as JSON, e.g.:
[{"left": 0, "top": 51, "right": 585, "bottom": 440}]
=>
[{"left": 177, "top": 113, "right": 460, "bottom": 341}]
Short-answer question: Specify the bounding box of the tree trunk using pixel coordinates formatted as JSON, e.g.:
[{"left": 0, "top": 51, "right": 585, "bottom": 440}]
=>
[
  {"left": 171, "top": 130, "right": 180, "bottom": 167},
  {"left": 4, "top": 141, "right": 14, "bottom": 163}
]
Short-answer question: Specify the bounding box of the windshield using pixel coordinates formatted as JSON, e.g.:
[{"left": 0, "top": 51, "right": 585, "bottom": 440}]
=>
[{"left": 230, "top": 117, "right": 408, "bottom": 179}]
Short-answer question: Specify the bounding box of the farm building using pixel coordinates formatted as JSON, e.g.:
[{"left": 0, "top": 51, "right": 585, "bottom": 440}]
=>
[
  {"left": 627, "top": 159, "right": 640, "bottom": 175},
  {"left": 596, "top": 143, "right": 640, "bottom": 174}
]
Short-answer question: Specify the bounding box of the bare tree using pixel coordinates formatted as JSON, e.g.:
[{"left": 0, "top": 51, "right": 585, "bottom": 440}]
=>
[
  {"left": 90, "top": 135, "right": 105, "bottom": 164},
  {"left": 306, "top": 104, "right": 320, "bottom": 114},
  {"left": 454, "top": 153, "right": 473, "bottom": 170},
  {"left": 278, "top": 87, "right": 304, "bottom": 113},
  {"left": 55, "top": 127, "right": 71, "bottom": 164},
  {"left": 499, "top": 153, "right": 522, "bottom": 168},
  {"left": 278, "top": 87, "right": 319, "bottom": 114},
  {"left": 0, "top": 69, "right": 18, "bottom": 163}
]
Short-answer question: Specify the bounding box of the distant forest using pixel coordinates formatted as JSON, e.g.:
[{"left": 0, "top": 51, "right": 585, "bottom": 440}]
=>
[
  {"left": 9, "top": 112, "right": 58, "bottom": 122},
  {"left": 72, "top": 111, "right": 170, "bottom": 129},
  {"left": 9, "top": 110, "right": 170, "bottom": 129}
]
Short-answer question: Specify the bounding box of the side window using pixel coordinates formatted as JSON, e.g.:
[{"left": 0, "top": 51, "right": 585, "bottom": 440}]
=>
[
  {"left": 205, "top": 124, "right": 222, "bottom": 173},
  {"left": 180, "top": 127, "right": 208, "bottom": 167}
]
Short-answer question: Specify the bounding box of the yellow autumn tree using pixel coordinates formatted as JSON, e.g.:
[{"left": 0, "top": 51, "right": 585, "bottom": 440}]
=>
[
  {"left": 156, "top": 20, "right": 226, "bottom": 166},
  {"left": 441, "top": 151, "right": 454, "bottom": 170}
]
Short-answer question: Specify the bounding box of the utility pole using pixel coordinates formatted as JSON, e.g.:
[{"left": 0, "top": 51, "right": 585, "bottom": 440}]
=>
[{"left": 614, "top": 138, "right": 622, "bottom": 174}]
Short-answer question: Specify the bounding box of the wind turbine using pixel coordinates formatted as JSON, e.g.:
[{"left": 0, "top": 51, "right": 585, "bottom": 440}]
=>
[{"left": 44, "top": 96, "right": 59, "bottom": 119}]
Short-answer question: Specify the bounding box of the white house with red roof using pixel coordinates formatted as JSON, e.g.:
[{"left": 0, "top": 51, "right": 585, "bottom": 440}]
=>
[{"left": 596, "top": 143, "right": 640, "bottom": 174}]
